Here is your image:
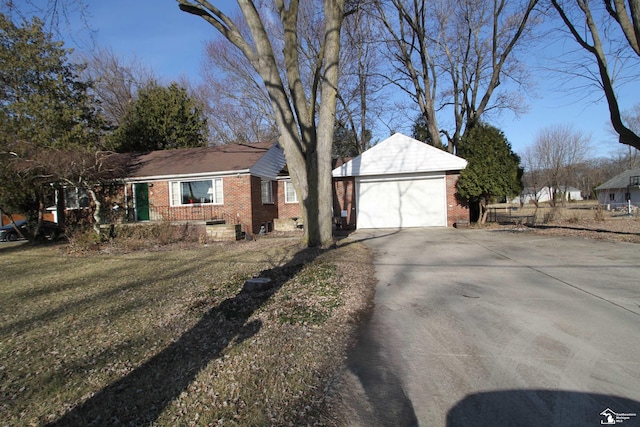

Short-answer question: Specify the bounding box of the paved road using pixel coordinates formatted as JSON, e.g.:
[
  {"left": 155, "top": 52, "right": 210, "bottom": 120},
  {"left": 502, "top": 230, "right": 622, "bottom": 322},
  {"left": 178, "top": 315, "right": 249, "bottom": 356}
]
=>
[{"left": 342, "top": 228, "right": 640, "bottom": 427}]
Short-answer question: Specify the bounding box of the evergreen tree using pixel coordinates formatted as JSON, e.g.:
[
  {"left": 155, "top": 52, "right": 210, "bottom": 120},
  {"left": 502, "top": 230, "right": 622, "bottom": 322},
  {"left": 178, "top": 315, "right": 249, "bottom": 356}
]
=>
[
  {"left": 0, "top": 14, "right": 105, "bottom": 235},
  {"left": 456, "top": 123, "right": 522, "bottom": 223},
  {"left": 412, "top": 115, "right": 447, "bottom": 151},
  {"left": 332, "top": 120, "right": 371, "bottom": 158},
  {"left": 108, "top": 82, "right": 208, "bottom": 152},
  {"left": 0, "top": 14, "right": 103, "bottom": 149}
]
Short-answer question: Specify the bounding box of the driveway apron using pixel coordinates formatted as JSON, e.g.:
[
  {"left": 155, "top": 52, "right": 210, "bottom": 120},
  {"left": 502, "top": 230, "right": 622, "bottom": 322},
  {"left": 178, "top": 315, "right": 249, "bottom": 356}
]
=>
[{"left": 343, "top": 228, "right": 640, "bottom": 427}]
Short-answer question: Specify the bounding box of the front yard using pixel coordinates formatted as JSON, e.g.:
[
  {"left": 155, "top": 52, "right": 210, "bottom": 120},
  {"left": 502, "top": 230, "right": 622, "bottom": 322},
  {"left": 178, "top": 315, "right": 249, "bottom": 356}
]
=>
[{"left": 0, "top": 237, "right": 375, "bottom": 426}]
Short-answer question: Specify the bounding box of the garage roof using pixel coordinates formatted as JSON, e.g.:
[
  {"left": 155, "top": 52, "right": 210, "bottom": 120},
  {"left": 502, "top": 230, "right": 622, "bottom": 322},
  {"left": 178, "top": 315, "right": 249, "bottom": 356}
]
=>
[{"left": 332, "top": 133, "right": 467, "bottom": 177}]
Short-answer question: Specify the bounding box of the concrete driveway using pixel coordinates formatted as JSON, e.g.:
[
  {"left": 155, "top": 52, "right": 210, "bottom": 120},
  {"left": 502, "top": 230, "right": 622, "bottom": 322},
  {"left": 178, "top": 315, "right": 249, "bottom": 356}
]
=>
[{"left": 342, "top": 228, "right": 640, "bottom": 427}]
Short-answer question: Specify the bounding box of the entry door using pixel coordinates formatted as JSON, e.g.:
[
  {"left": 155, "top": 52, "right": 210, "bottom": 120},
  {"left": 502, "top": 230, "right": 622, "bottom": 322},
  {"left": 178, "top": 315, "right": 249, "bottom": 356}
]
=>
[{"left": 134, "top": 183, "right": 150, "bottom": 221}]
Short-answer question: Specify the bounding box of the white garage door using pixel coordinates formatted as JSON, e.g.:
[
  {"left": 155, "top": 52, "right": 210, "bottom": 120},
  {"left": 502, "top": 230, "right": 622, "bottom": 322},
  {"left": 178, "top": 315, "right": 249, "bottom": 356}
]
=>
[{"left": 357, "top": 175, "right": 446, "bottom": 228}]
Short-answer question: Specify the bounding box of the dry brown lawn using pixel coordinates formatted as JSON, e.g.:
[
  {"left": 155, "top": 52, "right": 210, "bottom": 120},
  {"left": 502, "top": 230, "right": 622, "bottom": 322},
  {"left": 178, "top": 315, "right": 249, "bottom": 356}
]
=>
[
  {"left": 486, "top": 201, "right": 640, "bottom": 244},
  {"left": 0, "top": 235, "right": 375, "bottom": 426}
]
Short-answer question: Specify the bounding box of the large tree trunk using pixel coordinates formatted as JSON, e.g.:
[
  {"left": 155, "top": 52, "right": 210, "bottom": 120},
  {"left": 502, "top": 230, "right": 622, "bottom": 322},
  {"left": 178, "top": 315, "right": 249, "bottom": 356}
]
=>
[
  {"left": 178, "top": 0, "right": 343, "bottom": 247},
  {"left": 88, "top": 188, "right": 102, "bottom": 235},
  {"left": 479, "top": 196, "right": 489, "bottom": 225}
]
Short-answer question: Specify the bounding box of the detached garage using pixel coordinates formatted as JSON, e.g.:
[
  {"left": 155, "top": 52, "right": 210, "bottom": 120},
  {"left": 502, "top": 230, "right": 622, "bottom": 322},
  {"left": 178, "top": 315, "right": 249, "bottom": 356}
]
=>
[{"left": 332, "top": 133, "right": 469, "bottom": 229}]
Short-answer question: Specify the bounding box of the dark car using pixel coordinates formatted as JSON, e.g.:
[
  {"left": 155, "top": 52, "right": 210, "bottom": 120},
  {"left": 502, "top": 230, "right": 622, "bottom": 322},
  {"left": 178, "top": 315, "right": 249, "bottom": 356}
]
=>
[
  {"left": 40, "top": 220, "right": 63, "bottom": 241},
  {"left": 0, "top": 220, "right": 28, "bottom": 242}
]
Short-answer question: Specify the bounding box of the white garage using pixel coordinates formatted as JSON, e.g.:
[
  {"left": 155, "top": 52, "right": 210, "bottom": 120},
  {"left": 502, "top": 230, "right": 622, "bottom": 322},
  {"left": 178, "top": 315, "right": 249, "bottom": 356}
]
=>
[{"left": 332, "top": 133, "right": 468, "bottom": 229}]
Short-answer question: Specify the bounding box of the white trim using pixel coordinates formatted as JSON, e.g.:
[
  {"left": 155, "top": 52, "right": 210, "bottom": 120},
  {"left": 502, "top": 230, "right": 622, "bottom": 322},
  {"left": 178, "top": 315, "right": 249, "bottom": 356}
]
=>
[
  {"left": 356, "top": 172, "right": 445, "bottom": 183},
  {"left": 170, "top": 178, "right": 224, "bottom": 206},
  {"left": 125, "top": 169, "right": 251, "bottom": 183},
  {"left": 284, "top": 180, "right": 298, "bottom": 204}
]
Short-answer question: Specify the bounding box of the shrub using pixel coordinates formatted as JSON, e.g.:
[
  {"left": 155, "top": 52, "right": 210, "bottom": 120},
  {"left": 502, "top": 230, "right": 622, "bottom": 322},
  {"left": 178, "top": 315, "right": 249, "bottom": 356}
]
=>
[
  {"left": 593, "top": 205, "right": 605, "bottom": 221},
  {"left": 66, "top": 228, "right": 106, "bottom": 254},
  {"left": 66, "top": 222, "right": 209, "bottom": 254}
]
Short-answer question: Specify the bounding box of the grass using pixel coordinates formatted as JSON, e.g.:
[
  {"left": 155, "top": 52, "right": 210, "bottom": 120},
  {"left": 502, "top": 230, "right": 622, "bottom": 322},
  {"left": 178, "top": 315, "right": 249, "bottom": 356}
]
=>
[
  {"left": 0, "top": 236, "right": 375, "bottom": 426},
  {"left": 489, "top": 200, "right": 637, "bottom": 224}
]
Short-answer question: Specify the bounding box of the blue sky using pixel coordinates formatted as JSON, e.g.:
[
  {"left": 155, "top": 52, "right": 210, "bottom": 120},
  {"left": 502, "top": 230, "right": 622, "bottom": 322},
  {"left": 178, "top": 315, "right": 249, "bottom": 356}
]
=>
[{"left": 44, "top": 0, "right": 640, "bottom": 159}]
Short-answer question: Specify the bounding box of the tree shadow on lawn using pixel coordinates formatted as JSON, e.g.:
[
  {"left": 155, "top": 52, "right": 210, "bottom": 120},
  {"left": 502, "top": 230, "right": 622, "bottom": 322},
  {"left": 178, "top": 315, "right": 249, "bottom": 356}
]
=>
[{"left": 48, "top": 247, "right": 321, "bottom": 426}]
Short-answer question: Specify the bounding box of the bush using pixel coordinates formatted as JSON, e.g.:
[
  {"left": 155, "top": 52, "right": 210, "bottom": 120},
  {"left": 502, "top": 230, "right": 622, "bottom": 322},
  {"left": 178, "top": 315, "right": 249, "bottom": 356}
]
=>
[
  {"left": 593, "top": 205, "right": 605, "bottom": 221},
  {"left": 66, "top": 222, "right": 208, "bottom": 254},
  {"left": 66, "top": 228, "right": 106, "bottom": 254}
]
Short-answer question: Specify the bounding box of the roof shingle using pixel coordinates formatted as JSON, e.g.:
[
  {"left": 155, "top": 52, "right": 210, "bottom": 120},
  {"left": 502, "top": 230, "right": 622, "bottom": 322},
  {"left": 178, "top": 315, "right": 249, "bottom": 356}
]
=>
[
  {"left": 125, "top": 142, "right": 275, "bottom": 179},
  {"left": 595, "top": 168, "right": 640, "bottom": 190}
]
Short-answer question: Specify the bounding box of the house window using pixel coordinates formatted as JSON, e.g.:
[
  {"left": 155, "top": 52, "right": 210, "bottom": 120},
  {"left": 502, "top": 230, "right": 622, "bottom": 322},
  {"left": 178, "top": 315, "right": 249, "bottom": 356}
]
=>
[
  {"left": 261, "top": 180, "right": 273, "bottom": 204},
  {"left": 609, "top": 193, "right": 615, "bottom": 201},
  {"left": 284, "top": 181, "right": 298, "bottom": 203},
  {"left": 170, "top": 179, "right": 223, "bottom": 205},
  {"left": 64, "top": 187, "right": 90, "bottom": 209}
]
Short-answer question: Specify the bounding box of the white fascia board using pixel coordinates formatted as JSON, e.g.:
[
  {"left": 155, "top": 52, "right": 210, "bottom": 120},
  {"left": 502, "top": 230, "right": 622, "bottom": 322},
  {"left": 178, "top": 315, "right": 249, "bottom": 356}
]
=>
[
  {"left": 356, "top": 172, "right": 445, "bottom": 183},
  {"left": 124, "top": 169, "right": 251, "bottom": 183}
]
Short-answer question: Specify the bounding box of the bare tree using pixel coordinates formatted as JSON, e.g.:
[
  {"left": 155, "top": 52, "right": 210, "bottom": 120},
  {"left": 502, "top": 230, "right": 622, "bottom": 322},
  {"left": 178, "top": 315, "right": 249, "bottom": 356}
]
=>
[
  {"left": 551, "top": 0, "right": 640, "bottom": 150},
  {"left": 1, "top": 0, "right": 92, "bottom": 44},
  {"left": 375, "top": 0, "right": 444, "bottom": 149},
  {"left": 81, "top": 47, "right": 157, "bottom": 127},
  {"left": 375, "top": 0, "right": 539, "bottom": 153},
  {"left": 197, "top": 2, "right": 381, "bottom": 151},
  {"left": 2, "top": 137, "right": 127, "bottom": 236},
  {"left": 178, "top": 0, "right": 345, "bottom": 247},
  {"left": 199, "top": 21, "right": 279, "bottom": 144},
  {"left": 438, "top": 0, "right": 539, "bottom": 151},
  {"left": 521, "top": 145, "right": 547, "bottom": 206},
  {"left": 335, "top": 3, "right": 387, "bottom": 154},
  {"left": 529, "top": 124, "right": 592, "bottom": 206}
]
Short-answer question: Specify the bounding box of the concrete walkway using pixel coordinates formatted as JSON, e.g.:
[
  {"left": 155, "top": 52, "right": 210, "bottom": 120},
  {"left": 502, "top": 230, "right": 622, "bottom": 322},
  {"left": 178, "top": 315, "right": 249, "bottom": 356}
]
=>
[{"left": 342, "top": 228, "right": 640, "bottom": 426}]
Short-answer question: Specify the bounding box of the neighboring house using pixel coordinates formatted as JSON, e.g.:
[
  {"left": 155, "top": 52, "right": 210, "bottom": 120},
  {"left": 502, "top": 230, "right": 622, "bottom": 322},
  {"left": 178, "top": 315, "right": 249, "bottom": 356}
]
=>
[
  {"left": 332, "top": 133, "right": 469, "bottom": 229},
  {"left": 511, "top": 186, "right": 583, "bottom": 204},
  {"left": 595, "top": 167, "right": 640, "bottom": 208},
  {"left": 122, "top": 141, "right": 298, "bottom": 235}
]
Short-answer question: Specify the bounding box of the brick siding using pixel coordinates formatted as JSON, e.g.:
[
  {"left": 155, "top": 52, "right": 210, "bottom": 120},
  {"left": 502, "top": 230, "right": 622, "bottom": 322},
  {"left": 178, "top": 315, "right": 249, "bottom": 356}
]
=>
[
  {"left": 332, "top": 177, "right": 356, "bottom": 229},
  {"left": 446, "top": 172, "right": 469, "bottom": 227},
  {"left": 276, "top": 180, "right": 302, "bottom": 219},
  {"left": 124, "top": 175, "right": 284, "bottom": 235}
]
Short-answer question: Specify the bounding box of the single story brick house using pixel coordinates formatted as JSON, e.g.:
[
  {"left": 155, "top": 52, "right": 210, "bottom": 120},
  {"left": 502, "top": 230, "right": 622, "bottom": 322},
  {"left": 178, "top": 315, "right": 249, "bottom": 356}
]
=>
[
  {"left": 58, "top": 134, "right": 467, "bottom": 236},
  {"left": 121, "top": 141, "right": 301, "bottom": 235},
  {"left": 332, "top": 133, "right": 469, "bottom": 229}
]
